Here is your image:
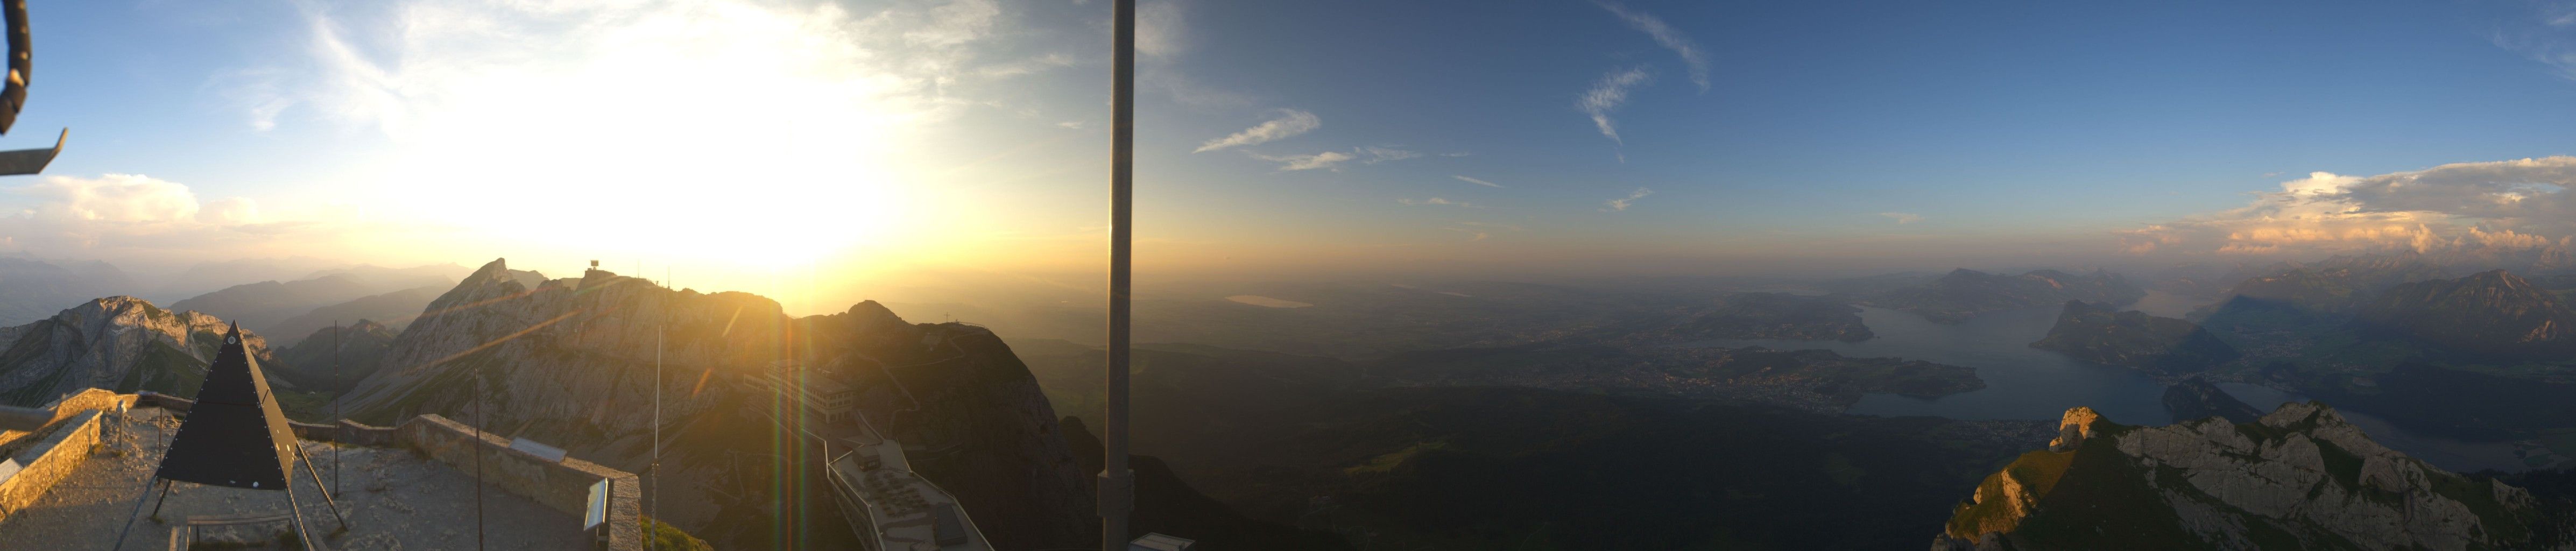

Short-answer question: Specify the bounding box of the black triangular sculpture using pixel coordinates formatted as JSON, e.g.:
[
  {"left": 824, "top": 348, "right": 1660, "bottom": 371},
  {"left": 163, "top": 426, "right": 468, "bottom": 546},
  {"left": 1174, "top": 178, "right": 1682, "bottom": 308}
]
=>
[
  {"left": 111, "top": 322, "right": 344, "bottom": 551},
  {"left": 154, "top": 322, "right": 298, "bottom": 490}
]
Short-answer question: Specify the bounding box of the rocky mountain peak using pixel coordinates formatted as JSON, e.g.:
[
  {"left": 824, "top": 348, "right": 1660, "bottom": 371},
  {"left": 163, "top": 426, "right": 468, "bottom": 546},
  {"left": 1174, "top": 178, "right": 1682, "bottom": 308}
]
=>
[
  {"left": 1937, "top": 401, "right": 2542, "bottom": 550},
  {"left": 2046, "top": 406, "right": 2103, "bottom": 452},
  {"left": 0, "top": 296, "right": 273, "bottom": 406}
]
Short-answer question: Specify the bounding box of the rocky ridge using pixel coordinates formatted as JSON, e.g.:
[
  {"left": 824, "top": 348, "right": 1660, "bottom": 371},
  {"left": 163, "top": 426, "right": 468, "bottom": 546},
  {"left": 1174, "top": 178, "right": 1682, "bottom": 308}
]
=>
[
  {"left": 2353, "top": 270, "right": 2576, "bottom": 358},
  {"left": 330, "top": 258, "right": 1095, "bottom": 549},
  {"left": 0, "top": 296, "right": 276, "bottom": 406},
  {"left": 1936, "top": 403, "right": 2543, "bottom": 550}
]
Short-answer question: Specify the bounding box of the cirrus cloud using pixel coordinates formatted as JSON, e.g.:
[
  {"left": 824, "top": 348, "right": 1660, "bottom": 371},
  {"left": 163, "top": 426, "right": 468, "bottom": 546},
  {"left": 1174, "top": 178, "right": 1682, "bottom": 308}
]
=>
[{"left": 1195, "top": 109, "right": 1322, "bottom": 153}]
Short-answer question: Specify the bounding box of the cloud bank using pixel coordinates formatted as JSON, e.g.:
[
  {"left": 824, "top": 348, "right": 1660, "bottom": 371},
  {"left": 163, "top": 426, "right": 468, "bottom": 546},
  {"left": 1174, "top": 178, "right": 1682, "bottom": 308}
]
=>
[{"left": 2119, "top": 157, "right": 2576, "bottom": 257}]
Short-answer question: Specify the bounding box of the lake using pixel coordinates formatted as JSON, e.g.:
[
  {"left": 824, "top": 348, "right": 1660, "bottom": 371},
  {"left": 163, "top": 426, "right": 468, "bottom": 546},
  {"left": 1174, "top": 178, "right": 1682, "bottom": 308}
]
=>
[{"left": 1686, "top": 305, "right": 2528, "bottom": 472}]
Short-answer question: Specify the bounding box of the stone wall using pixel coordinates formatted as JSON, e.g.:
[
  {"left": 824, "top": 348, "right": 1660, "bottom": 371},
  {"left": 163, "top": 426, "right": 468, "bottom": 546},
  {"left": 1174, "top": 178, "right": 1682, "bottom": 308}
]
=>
[
  {"left": 128, "top": 391, "right": 641, "bottom": 550},
  {"left": 396, "top": 414, "right": 642, "bottom": 551},
  {"left": 140, "top": 393, "right": 400, "bottom": 447},
  {"left": 0, "top": 411, "right": 100, "bottom": 521},
  {"left": 0, "top": 389, "right": 127, "bottom": 453}
]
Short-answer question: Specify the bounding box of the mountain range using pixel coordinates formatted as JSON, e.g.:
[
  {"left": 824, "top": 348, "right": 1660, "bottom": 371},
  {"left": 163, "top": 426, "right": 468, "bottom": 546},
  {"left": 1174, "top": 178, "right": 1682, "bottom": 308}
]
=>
[
  {"left": 1867, "top": 269, "right": 2148, "bottom": 324},
  {"left": 168, "top": 263, "right": 465, "bottom": 342},
  {"left": 2354, "top": 270, "right": 2576, "bottom": 359},
  {"left": 0, "top": 257, "right": 137, "bottom": 327}
]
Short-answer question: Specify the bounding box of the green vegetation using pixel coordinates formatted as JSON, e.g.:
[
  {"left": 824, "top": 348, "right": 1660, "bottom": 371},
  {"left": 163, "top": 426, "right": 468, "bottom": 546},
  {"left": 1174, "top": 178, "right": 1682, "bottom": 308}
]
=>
[{"left": 644, "top": 517, "right": 714, "bottom": 551}]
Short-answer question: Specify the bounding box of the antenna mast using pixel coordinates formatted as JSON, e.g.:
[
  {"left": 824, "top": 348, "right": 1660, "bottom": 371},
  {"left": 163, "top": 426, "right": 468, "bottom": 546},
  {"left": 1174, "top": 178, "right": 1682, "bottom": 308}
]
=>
[{"left": 1101, "top": 0, "right": 1138, "bottom": 547}]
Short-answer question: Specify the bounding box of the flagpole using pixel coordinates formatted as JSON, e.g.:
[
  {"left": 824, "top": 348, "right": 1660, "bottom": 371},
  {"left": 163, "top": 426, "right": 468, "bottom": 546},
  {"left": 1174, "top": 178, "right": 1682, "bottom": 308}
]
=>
[{"left": 1101, "top": 0, "right": 1138, "bottom": 547}]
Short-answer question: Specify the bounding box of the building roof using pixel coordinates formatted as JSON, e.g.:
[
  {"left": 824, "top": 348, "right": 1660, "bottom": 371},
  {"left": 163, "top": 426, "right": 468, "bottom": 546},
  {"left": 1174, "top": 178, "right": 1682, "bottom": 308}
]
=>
[{"left": 828, "top": 439, "right": 992, "bottom": 550}]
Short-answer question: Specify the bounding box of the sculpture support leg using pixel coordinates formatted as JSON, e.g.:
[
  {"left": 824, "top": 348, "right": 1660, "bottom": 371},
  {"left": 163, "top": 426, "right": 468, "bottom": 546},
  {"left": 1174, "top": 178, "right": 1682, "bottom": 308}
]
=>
[
  {"left": 147, "top": 479, "right": 175, "bottom": 520},
  {"left": 109, "top": 478, "right": 169, "bottom": 551},
  {"left": 296, "top": 446, "right": 348, "bottom": 529},
  {"left": 283, "top": 482, "right": 323, "bottom": 551}
]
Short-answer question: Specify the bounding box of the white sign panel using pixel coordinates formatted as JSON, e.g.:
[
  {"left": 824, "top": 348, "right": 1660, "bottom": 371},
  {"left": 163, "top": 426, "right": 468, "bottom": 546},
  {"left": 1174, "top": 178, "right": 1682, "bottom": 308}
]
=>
[{"left": 584, "top": 478, "right": 611, "bottom": 531}]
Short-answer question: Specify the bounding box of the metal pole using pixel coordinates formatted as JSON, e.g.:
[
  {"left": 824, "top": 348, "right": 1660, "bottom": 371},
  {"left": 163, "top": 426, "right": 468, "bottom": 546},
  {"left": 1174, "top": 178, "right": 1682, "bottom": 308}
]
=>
[
  {"left": 474, "top": 372, "right": 485, "bottom": 551},
  {"left": 332, "top": 320, "right": 339, "bottom": 494},
  {"left": 651, "top": 325, "right": 662, "bottom": 551},
  {"left": 1101, "top": 0, "right": 1137, "bottom": 548}
]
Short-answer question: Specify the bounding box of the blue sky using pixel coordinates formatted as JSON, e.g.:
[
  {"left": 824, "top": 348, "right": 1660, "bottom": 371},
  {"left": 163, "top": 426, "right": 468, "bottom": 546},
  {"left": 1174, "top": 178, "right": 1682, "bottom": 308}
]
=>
[{"left": 5, "top": 0, "right": 2576, "bottom": 309}]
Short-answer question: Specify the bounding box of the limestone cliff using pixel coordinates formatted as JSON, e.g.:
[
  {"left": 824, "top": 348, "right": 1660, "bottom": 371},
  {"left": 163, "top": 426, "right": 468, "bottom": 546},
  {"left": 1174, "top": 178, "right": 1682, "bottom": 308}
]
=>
[
  {"left": 1936, "top": 403, "right": 2544, "bottom": 550},
  {"left": 0, "top": 296, "right": 277, "bottom": 406}
]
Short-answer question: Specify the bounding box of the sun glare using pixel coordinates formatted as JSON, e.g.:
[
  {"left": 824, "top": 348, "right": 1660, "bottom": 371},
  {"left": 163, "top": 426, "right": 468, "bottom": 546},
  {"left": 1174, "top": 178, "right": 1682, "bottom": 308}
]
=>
[{"left": 321, "top": 1, "right": 935, "bottom": 273}]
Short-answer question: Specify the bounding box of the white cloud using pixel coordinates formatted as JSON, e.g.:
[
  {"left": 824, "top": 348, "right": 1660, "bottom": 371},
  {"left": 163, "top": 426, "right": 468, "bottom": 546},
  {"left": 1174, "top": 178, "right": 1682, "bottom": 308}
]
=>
[
  {"left": 904, "top": 0, "right": 1001, "bottom": 47},
  {"left": 1604, "top": 187, "right": 1653, "bottom": 211},
  {"left": 1397, "top": 197, "right": 1480, "bottom": 208},
  {"left": 1878, "top": 212, "right": 1923, "bottom": 224},
  {"left": 1578, "top": 67, "right": 1652, "bottom": 146},
  {"left": 1253, "top": 150, "right": 1355, "bottom": 171},
  {"left": 11, "top": 174, "right": 207, "bottom": 223},
  {"left": 1248, "top": 146, "right": 1422, "bottom": 172},
  {"left": 1137, "top": 0, "right": 1184, "bottom": 60},
  {"left": 0, "top": 174, "right": 317, "bottom": 260},
  {"left": 2118, "top": 157, "right": 2576, "bottom": 257},
  {"left": 1452, "top": 175, "right": 1504, "bottom": 188},
  {"left": 1598, "top": 2, "right": 1712, "bottom": 93},
  {"left": 1195, "top": 109, "right": 1321, "bottom": 152},
  {"left": 1358, "top": 146, "right": 1420, "bottom": 164}
]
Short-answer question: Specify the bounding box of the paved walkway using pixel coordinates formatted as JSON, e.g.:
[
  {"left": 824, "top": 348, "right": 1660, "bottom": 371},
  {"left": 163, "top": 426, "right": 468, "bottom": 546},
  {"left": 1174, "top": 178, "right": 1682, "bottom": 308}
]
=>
[{"left": 0, "top": 409, "right": 593, "bottom": 550}]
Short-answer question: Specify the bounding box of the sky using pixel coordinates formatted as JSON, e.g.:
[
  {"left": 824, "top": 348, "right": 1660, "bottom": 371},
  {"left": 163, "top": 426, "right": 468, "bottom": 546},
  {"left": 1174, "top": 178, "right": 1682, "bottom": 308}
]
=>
[{"left": 5, "top": 0, "right": 2576, "bottom": 313}]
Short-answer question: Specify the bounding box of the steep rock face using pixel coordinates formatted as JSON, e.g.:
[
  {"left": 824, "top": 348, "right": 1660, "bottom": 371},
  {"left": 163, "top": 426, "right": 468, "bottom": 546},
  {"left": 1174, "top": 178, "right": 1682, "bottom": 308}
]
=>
[
  {"left": 0, "top": 296, "right": 276, "bottom": 406},
  {"left": 2353, "top": 270, "right": 2576, "bottom": 358},
  {"left": 2030, "top": 301, "right": 2239, "bottom": 374},
  {"left": 333, "top": 259, "right": 1093, "bottom": 549},
  {"left": 2163, "top": 378, "right": 2265, "bottom": 424},
  {"left": 1937, "top": 403, "right": 2542, "bottom": 550},
  {"left": 1869, "top": 269, "right": 2147, "bottom": 324},
  {"left": 268, "top": 319, "right": 396, "bottom": 391}
]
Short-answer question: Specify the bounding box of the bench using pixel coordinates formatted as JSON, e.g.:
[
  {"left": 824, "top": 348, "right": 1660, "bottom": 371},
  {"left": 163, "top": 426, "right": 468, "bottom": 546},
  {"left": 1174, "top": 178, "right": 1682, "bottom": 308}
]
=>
[{"left": 171, "top": 512, "right": 294, "bottom": 549}]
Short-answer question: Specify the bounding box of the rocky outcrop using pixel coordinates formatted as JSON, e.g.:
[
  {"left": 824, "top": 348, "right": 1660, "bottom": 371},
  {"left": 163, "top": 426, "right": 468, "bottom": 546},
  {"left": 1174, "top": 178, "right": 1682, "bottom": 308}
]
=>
[
  {"left": 0, "top": 296, "right": 276, "bottom": 406},
  {"left": 2031, "top": 301, "right": 2239, "bottom": 374},
  {"left": 2164, "top": 378, "right": 2264, "bottom": 424},
  {"left": 1869, "top": 269, "right": 2147, "bottom": 324},
  {"left": 332, "top": 259, "right": 1095, "bottom": 550},
  {"left": 2353, "top": 270, "right": 2576, "bottom": 358},
  {"left": 1937, "top": 403, "right": 2544, "bottom": 550}
]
